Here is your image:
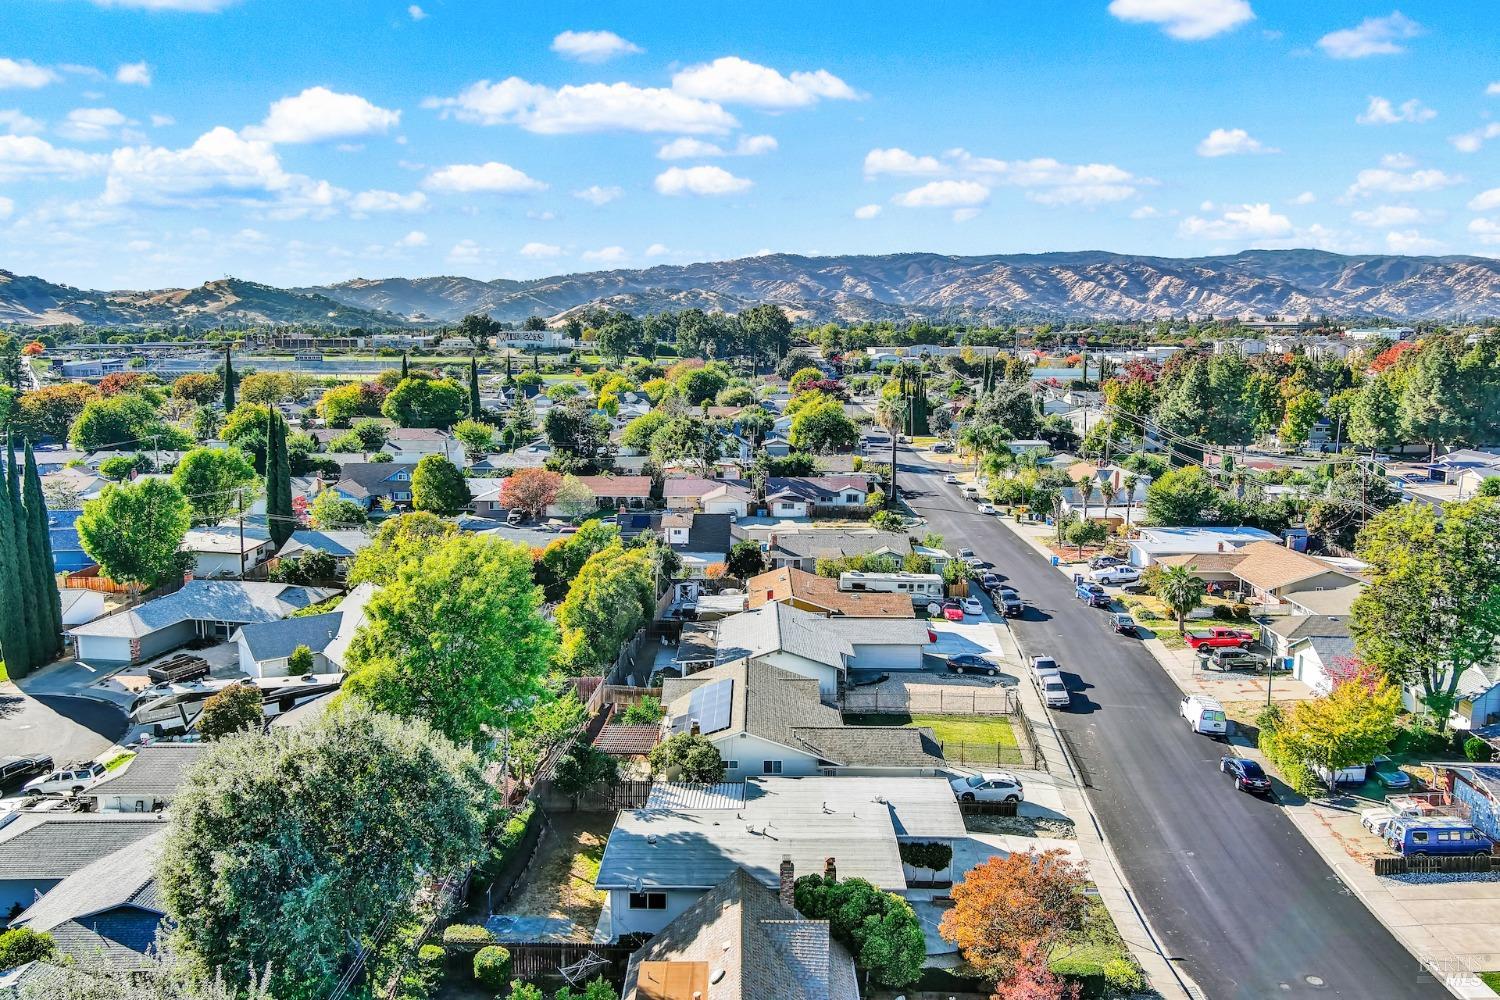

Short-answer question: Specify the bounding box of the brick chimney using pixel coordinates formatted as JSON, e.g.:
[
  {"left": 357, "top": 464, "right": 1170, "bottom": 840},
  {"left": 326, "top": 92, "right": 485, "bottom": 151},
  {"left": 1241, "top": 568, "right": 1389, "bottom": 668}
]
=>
[
  {"left": 779, "top": 856, "right": 795, "bottom": 907},
  {"left": 824, "top": 857, "right": 837, "bottom": 883}
]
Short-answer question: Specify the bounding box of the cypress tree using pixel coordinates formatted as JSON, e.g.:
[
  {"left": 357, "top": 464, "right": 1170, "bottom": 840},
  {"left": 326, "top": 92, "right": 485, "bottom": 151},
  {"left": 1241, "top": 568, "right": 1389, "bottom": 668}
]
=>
[
  {"left": 22, "top": 443, "right": 62, "bottom": 662},
  {"left": 4, "top": 441, "right": 39, "bottom": 674},
  {"left": 469, "top": 356, "right": 482, "bottom": 421},
  {"left": 400, "top": 352, "right": 409, "bottom": 380},
  {"left": 266, "top": 412, "right": 294, "bottom": 548},
  {"left": 222, "top": 344, "right": 236, "bottom": 412},
  {"left": 0, "top": 454, "right": 28, "bottom": 678}
]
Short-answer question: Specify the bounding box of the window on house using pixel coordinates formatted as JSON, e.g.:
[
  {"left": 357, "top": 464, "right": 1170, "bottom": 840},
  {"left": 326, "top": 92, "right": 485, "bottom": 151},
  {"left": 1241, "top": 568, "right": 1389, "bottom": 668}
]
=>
[
  {"left": 763, "top": 760, "right": 783, "bottom": 775},
  {"left": 628, "top": 892, "right": 667, "bottom": 910},
  {"left": 723, "top": 760, "right": 739, "bottom": 770}
]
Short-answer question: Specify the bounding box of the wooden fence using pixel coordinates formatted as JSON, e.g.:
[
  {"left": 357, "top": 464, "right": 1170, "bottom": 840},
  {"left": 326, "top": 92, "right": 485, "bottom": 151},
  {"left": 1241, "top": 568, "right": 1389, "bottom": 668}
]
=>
[
  {"left": 959, "top": 799, "right": 1020, "bottom": 817},
  {"left": 586, "top": 684, "right": 662, "bottom": 716},
  {"left": 504, "top": 942, "right": 636, "bottom": 983},
  {"left": 1373, "top": 854, "right": 1498, "bottom": 877},
  {"left": 62, "top": 566, "right": 137, "bottom": 594},
  {"left": 535, "top": 779, "right": 653, "bottom": 813}
]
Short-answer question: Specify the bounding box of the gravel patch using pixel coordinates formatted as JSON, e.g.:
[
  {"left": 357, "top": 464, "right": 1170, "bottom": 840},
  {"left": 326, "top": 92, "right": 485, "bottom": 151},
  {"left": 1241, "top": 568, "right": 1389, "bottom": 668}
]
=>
[
  {"left": 1383, "top": 870, "right": 1500, "bottom": 885},
  {"left": 965, "top": 813, "right": 1077, "bottom": 839}
]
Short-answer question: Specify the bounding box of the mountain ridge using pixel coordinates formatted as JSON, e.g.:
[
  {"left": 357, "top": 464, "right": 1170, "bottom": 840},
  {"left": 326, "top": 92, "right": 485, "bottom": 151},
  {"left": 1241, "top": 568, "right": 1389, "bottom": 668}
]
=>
[{"left": 4, "top": 249, "right": 1499, "bottom": 329}]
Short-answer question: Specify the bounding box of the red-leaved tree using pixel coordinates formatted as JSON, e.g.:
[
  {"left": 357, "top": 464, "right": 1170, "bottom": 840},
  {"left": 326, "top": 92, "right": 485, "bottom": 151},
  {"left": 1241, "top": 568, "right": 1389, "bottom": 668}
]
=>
[
  {"left": 993, "top": 942, "right": 1081, "bottom": 1000},
  {"left": 1325, "top": 653, "right": 1384, "bottom": 694},
  {"left": 939, "top": 849, "right": 1089, "bottom": 986},
  {"left": 498, "top": 468, "right": 562, "bottom": 518}
]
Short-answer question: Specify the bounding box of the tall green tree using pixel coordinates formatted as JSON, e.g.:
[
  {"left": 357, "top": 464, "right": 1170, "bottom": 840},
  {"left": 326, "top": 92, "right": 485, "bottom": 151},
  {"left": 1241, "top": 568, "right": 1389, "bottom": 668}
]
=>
[
  {"left": 410, "top": 455, "right": 471, "bottom": 514},
  {"left": 77, "top": 478, "right": 193, "bottom": 591},
  {"left": 0, "top": 445, "right": 36, "bottom": 676},
  {"left": 171, "top": 447, "right": 257, "bottom": 526},
  {"left": 1400, "top": 345, "right": 1466, "bottom": 460},
  {"left": 221, "top": 344, "right": 235, "bottom": 413},
  {"left": 264, "top": 410, "right": 294, "bottom": 548},
  {"left": 555, "top": 543, "right": 654, "bottom": 675},
  {"left": 1144, "top": 466, "right": 1221, "bottom": 526},
  {"left": 1350, "top": 375, "right": 1401, "bottom": 453},
  {"left": 6, "top": 440, "right": 42, "bottom": 672},
  {"left": 1152, "top": 564, "right": 1205, "bottom": 634},
  {"left": 22, "top": 444, "right": 62, "bottom": 663}
]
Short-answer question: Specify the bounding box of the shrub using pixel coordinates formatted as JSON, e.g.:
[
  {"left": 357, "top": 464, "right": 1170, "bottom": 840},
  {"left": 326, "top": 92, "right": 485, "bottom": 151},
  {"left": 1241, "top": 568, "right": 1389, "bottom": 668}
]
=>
[
  {"left": 1103, "top": 958, "right": 1147, "bottom": 992},
  {"left": 417, "top": 944, "right": 445, "bottom": 969},
  {"left": 473, "top": 944, "right": 512, "bottom": 988},
  {"left": 0, "top": 927, "right": 55, "bottom": 969},
  {"left": 898, "top": 840, "right": 953, "bottom": 872},
  {"left": 442, "top": 923, "right": 496, "bottom": 954},
  {"left": 619, "top": 696, "right": 664, "bottom": 725},
  {"left": 1211, "top": 604, "right": 1236, "bottom": 621},
  {"left": 1465, "top": 737, "right": 1495, "bottom": 763},
  {"left": 508, "top": 983, "right": 544, "bottom": 1000}
]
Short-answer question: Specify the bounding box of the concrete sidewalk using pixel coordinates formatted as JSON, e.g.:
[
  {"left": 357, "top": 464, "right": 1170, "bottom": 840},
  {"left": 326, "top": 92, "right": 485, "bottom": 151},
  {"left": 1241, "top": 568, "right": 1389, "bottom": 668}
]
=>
[{"left": 991, "top": 511, "right": 1500, "bottom": 1000}]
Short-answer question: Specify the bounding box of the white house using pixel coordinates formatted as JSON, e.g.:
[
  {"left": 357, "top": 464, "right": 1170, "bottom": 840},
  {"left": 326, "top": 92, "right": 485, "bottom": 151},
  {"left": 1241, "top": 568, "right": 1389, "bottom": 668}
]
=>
[
  {"left": 1290, "top": 635, "right": 1357, "bottom": 695},
  {"left": 90, "top": 744, "right": 205, "bottom": 814},
  {"left": 1127, "top": 525, "right": 1280, "bottom": 567},
  {"left": 233, "top": 610, "right": 345, "bottom": 678},
  {"left": 57, "top": 588, "right": 106, "bottom": 627},
  {"left": 181, "top": 527, "right": 275, "bottom": 579},
  {"left": 379, "top": 428, "right": 467, "bottom": 466}
]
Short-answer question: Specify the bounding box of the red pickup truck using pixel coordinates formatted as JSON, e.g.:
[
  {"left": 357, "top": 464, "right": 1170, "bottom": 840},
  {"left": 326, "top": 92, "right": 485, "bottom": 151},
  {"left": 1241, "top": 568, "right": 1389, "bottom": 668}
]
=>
[{"left": 1184, "top": 627, "right": 1255, "bottom": 651}]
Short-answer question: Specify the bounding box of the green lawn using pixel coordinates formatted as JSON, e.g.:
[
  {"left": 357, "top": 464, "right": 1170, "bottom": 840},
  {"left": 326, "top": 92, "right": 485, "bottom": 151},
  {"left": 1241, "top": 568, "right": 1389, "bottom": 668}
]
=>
[
  {"left": 843, "top": 712, "right": 1021, "bottom": 764},
  {"left": 1480, "top": 972, "right": 1500, "bottom": 991}
]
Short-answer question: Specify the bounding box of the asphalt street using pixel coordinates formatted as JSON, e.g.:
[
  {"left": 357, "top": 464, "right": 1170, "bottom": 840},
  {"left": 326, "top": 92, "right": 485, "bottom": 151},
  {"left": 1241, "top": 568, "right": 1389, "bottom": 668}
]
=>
[
  {"left": 897, "top": 446, "right": 1449, "bottom": 1000},
  {"left": 0, "top": 683, "right": 127, "bottom": 775}
]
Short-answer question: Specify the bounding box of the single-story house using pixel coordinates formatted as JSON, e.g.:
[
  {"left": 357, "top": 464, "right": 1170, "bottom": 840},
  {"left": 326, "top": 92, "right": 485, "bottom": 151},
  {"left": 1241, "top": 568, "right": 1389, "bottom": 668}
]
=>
[
  {"left": 89, "top": 744, "right": 206, "bottom": 814},
  {"left": 663, "top": 477, "right": 720, "bottom": 511},
  {"left": 1157, "top": 541, "right": 1364, "bottom": 610},
  {"left": 466, "top": 477, "right": 506, "bottom": 519},
  {"left": 233, "top": 610, "right": 345, "bottom": 678},
  {"left": 1127, "top": 525, "right": 1282, "bottom": 567},
  {"left": 181, "top": 526, "right": 275, "bottom": 578},
  {"left": 0, "top": 814, "right": 166, "bottom": 919},
  {"left": 711, "top": 602, "right": 929, "bottom": 697},
  {"left": 318, "top": 582, "right": 375, "bottom": 672},
  {"left": 325, "top": 462, "right": 420, "bottom": 509},
  {"left": 68, "top": 581, "right": 338, "bottom": 665},
  {"left": 7, "top": 829, "right": 167, "bottom": 972},
  {"left": 746, "top": 566, "right": 913, "bottom": 618},
  {"left": 619, "top": 868, "right": 859, "bottom": 1000},
  {"left": 1452, "top": 665, "right": 1500, "bottom": 733},
  {"left": 762, "top": 435, "right": 793, "bottom": 458},
  {"left": 661, "top": 658, "right": 944, "bottom": 781},
  {"left": 764, "top": 529, "right": 912, "bottom": 572},
  {"left": 275, "top": 529, "right": 373, "bottom": 571},
  {"left": 1290, "top": 634, "right": 1357, "bottom": 695},
  {"left": 1260, "top": 614, "right": 1351, "bottom": 665},
  {"left": 57, "top": 588, "right": 105, "bottom": 627},
  {"left": 762, "top": 477, "right": 871, "bottom": 519},
  {"left": 596, "top": 775, "right": 964, "bottom": 937},
  {"left": 547, "top": 475, "right": 653, "bottom": 516},
  {"left": 379, "top": 428, "right": 466, "bottom": 466},
  {"left": 661, "top": 512, "right": 733, "bottom": 578}
]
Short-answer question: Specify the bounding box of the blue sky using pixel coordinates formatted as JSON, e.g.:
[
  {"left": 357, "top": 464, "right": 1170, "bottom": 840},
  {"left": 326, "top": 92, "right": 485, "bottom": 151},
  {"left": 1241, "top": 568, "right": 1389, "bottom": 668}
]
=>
[{"left": 1, "top": 0, "right": 1497, "bottom": 290}]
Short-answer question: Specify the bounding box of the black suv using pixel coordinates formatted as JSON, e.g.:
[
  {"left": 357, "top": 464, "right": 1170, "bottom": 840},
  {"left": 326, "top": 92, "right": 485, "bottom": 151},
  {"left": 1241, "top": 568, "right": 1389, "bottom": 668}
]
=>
[{"left": 0, "top": 754, "right": 54, "bottom": 793}]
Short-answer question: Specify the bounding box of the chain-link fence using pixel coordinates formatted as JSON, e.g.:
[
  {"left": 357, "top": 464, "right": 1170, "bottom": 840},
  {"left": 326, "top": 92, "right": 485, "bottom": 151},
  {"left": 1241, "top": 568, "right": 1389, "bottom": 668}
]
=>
[{"left": 841, "top": 685, "right": 1018, "bottom": 716}]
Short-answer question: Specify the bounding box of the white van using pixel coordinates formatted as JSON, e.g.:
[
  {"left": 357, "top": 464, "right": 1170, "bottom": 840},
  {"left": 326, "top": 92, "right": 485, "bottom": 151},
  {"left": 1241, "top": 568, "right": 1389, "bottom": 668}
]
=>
[
  {"left": 1031, "top": 656, "right": 1070, "bottom": 709},
  {"left": 1181, "top": 695, "right": 1228, "bottom": 735}
]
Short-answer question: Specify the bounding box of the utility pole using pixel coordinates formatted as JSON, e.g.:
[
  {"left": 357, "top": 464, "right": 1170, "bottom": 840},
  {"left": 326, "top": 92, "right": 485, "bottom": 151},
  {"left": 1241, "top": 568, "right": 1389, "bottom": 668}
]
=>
[{"left": 237, "top": 488, "right": 246, "bottom": 580}]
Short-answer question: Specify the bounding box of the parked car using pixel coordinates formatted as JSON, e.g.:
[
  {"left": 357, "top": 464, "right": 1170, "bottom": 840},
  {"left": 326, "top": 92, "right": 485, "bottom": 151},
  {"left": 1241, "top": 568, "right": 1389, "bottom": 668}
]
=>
[
  {"left": 1202, "top": 648, "right": 1265, "bottom": 671},
  {"left": 1120, "top": 580, "right": 1149, "bottom": 595},
  {"left": 980, "top": 572, "right": 1002, "bottom": 590},
  {"left": 1089, "top": 555, "right": 1125, "bottom": 570},
  {"left": 1181, "top": 695, "right": 1228, "bottom": 735},
  {"left": 941, "top": 600, "right": 965, "bottom": 622},
  {"left": 950, "top": 772, "right": 1024, "bottom": 803},
  {"left": 976, "top": 502, "right": 999, "bottom": 515},
  {"left": 957, "top": 547, "right": 975, "bottom": 559},
  {"left": 961, "top": 597, "right": 984, "bottom": 616},
  {"left": 1219, "top": 755, "right": 1272, "bottom": 795},
  {"left": 23, "top": 760, "right": 107, "bottom": 797},
  {"left": 1184, "top": 627, "right": 1256, "bottom": 651},
  {"left": 947, "top": 654, "right": 999, "bottom": 676},
  {"left": 0, "top": 755, "right": 54, "bottom": 794},
  {"left": 1385, "top": 816, "right": 1493, "bottom": 857},
  {"left": 506, "top": 510, "right": 525, "bottom": 526},
  {"left": 1089, "top": 565, "right": 1142, "bottom": 585},
  {"left": 1361, "top": 807, "right": 1398, "bottom": 836},
  {"left": 1075, "top": 581, "right": 1110, "bottom": 608},
  {"left": 1032, "top": 656, "right": 1071, "bottom": 708},
  {"left": 933, "top": 442, "right": 954, "bottom": 453},
  {"left": 1111, "top": 612, "right": 1138, "bottom": 636},
  {"left": 943, "top": 473, "right": 960, "bottom": 484},
  {"left": 1371, "top": 756, "right": 1412, "bottom": 790},
  {"left": 992, "top": 586, "right": 1023, "bottom": 617}
]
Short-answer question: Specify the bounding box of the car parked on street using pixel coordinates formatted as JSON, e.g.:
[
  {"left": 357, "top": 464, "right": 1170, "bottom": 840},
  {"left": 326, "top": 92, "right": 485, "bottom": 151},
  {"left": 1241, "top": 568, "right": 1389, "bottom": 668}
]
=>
[
  {"left": 992, "top": 586, "right": 1023, "bottom": 617},
  {"left": 976, "top": 502, "right": 998, "bottom": 515},
  {"left": 0, "top": 755, "right": 54, "bottom": 794},
  {"left": 1181, "top": 694, "right": 1228, "bottom": 735},
  {"left": 1089, "top": 565, "right": 1142, "bottom": 585},
  {"left": 933, "top": 442, "right": 954, "bottom": 453},
  {"left": 1220, "top": 755, "right": 1272, "bottom": 796},
  {"left": 1201, "top": 648, "right": 1265, "bottom": 672},
  {"left": 1361, "top": 807, "right": 1398, "bottom": 837},
  {"left": 943, "top": 473, "right": 959, "bottom": 484},
  {"left": 1385, "top": 816, "right": 1493, "bottom": 857},
  {"left": 23, "top": 760, "right": 107, "bottom": 797},
  {"left": 961, "top": 597, "right": 984, "bottom": 616},
  {"left": 950, "top": 772, "right": 1024, "bottom": 803},
  {"left": 1111, "top": 612, "right": 1139, "bottom": 636},
  {"left": 1075, "top": 581, "right": 1110, "bottom": 607},
  {"left": 980, "top": 572, "right": 1002, "bottom": 590},
  {"left": 1089, "top": 555, "right": 1125, "bottom": 570},
  {"left": 946, "top": 653, "right": 999, "bottom": 676},
  {"left": 941, "top": 600, "right": 965, "bottom": 622}
]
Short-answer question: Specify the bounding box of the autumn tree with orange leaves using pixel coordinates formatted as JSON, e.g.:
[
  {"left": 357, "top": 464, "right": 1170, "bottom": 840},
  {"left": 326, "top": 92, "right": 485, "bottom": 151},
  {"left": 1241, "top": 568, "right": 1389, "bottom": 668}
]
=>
[{"left": 939, "top": 849, "right": 1088, "bottom": 992}]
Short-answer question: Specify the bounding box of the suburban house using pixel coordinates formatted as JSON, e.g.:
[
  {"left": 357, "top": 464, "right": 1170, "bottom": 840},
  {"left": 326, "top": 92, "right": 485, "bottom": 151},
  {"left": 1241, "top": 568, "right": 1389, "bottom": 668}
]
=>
[
  {"left": 1452, "top": 665, "right": 1500, "bottom": 733},
  {"left": 659, "top": 512, "right": 733, "bottom": 578},
  {"left": 1260, "top": 614, "right": 1351, "bottom": 665},
  {"left": 663, "top": 477, "right": 722, "bottom": 511},
  {"left": 711, "top": 602, "right": 931, "bottom": 698},
  {"left": 1431, "top": 764, "right": 1500, "bottom": 846},
  {"left": 763, "top": 530, "right": 912, "bottom": 572},
  {"left": 89, "top": 743, "right": 206, "bottom": 814},
  {"left": 378, "top": 428, "right": 466, "bottom": 466},
  {"left": 1127, "top": 525, "right": 1281, "bottom": 567},
  {"left": 1289, "top": 634, "right": 1357, "bottom": 695},
  {"left": 596, "top": 775, "right": 964, "bottom": 937},
  {"left": 747, "top": 567, "right": 913, "bottom": 618},
  {"left": 660, "top": 659, "right": 945, "bottom": 780},
  {"left": 466, "top": 478, "right": 507, "bottom": 519},
  {"left": 1156, "top": 541, "right": 1364, "bottom": 612},
  {"left": 47, "top": 510, "right": 92, "bottom": 574},
  {"left": 6, "top": 829, "right": 168, "bottom": 971},
  {"left": 548, "top": 475, "right": 653, "bottom": 516},
  {"left": 663, "top": 477, "right": 757, "bottom": 516},
  {"left": 0, "top": 814, "right": 167, "bottom": 918},
  {"left": 68, "top": 581, "right": 338, "bottom": 665},
  {"left": 762, "top": 476, "right": 871, "bottom": 519},
  {"left": 317, "top": 582, "right": 375, "bottom": 672},
  {"left": 58, "top": 588, "right": 106, "bottom": 627},
  {"left": 274, "top": 529, "right": 373, "bottom": 573},
  {"left": 233, "top": 610, "right": 345, "bottom": 678},
  {"left": 618, "top": 868, "right": 859, "bottom": 1000},
  {"left": 180, "top": 526, "right": 275, "bottom": 578},
  {"left": 325, "top": 462, "right": 420, "bottom": 509}
]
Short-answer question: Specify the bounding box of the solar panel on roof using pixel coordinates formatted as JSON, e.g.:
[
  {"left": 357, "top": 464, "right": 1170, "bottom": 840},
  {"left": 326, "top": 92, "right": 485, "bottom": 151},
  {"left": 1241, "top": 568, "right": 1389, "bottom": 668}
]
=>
[{"left": 672, "top": 678, "right": 733, "bottom": 736}]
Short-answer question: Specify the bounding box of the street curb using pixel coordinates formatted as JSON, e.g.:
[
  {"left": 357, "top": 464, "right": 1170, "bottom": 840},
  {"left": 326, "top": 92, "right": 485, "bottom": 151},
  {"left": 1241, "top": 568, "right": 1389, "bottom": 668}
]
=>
[{"left": 989, "top": 512, "right": 1498, "bottom": 1000}]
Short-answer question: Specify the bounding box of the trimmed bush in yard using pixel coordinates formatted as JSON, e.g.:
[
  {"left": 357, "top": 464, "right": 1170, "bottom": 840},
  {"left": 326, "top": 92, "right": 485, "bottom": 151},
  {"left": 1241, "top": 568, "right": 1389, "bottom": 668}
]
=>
[
  {"left": 473, "top": 944, "right": 512, "bottom": 989},
  {"left": 442, "top": 923, "right": 496, "bottom": 954}
]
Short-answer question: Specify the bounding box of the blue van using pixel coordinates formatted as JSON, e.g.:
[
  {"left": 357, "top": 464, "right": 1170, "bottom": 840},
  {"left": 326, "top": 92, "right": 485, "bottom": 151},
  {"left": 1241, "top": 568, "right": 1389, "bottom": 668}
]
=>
[{"left": 1385, "top": 816, "right": 1493, "bottom": 857}]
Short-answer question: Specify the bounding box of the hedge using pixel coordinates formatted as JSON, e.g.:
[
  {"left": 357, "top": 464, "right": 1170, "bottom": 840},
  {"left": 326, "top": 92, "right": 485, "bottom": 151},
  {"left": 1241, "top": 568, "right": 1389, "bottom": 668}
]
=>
[
  {"left": 897, "top": 840, "right": 953, "bottom": 871},
  {"left": 473, "top": 945, "right": 512, "bottom": 989},
  {"left": 441, "top": 923, "right": 496, "bottom": 954}
]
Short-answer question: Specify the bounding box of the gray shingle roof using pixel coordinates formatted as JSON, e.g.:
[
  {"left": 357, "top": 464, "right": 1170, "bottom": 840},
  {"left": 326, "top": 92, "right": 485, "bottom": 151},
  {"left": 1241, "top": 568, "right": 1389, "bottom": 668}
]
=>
[
  {"left": 768, "top": 530, "right": 911, "bottom": 561},
  {"left": 788, "top": 726, "right": 945, "bottom": 769},
  {"left": 89, "top": 745, "right": 206, "bottom": 801},
  {"left": 712, "top": 604, "right": 854, "bottom": 670},
  {"left": 620, "top": 869, "right": 859, "bottom": 1000},
  {"left": 0, "top": 815, "right": 166, "bottom": 880},
  {"left": 280, "top": 529, "right": 373, "bottom": 559},
  {"left": 234, "top": 611, "right": 344, "bottom": 662},
  {"left": 68, "top": 581, "right": 339, "bottom": 640},
  {"left": 13, "top": 830, "right": 166, "bottom": 934}
]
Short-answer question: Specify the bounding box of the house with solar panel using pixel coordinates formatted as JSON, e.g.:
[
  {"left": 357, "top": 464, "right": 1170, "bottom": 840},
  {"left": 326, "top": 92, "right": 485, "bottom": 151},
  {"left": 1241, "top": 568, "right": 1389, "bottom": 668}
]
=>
[{"left": 660, "top": 660, "right": 944, "bottom": 780}]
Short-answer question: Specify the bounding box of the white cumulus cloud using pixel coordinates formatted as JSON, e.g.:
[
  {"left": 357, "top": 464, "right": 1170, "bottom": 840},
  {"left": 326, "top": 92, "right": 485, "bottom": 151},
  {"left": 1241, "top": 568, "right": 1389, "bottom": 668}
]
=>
[
  {"left": 854, "top": 203, "right": 882, "bottom": 219},
  {"left": 0, "top": 134, "right": 106, "bottom": 181},
  {"left": 864, "top": 147, "right": 945, "bottom": 177},
  {"left": 0, "top": 58, "right": 59, "bottom": 90},
  {"left": 658, "top": 134, "right": 777, "bottom": 159},
  {"left": 244, "top": 87, "right": 400, "bottom": 144},
  {"left": 57, "top": 107, "right": 131, "bottom": 142},
  {"left": 1346, "top": 166, "right": 1460, "bottom": 198},
  {"left": 1385, "top": 229, "right": 1442, "bottom": 253},
  {"left": 1350, "top": 204, "right": 1424, "bottom": 227},
  {"left": 423, "top": 161, "right": 546, "bottom": 194},
  {"left": 396, "top": 230, "right": 428, "bottom": 247},
  {"left": 425, "top": 77, "right": 737, "bottom": 135},
  {"left": 0, "top": 109, "right": 44, "bottom": 135},
  {"left": 551, "top": 30, "right": 642, "bottom": 64},
  {"left": 407, "top": 5, "right": 427, "bottom": 20},
  {"left": 1468, "top": 218, "right": 1500, "bottom": 245},
  {"left": 645, "top": 243, "right": 670, "bottom": 257},
  {"left": 1318, "top": 12, "right": 1422, "bottom": 59},
  {"left": 573, "top": 184, "right": 621, "bottom": 205},
  {"left": 349, "top": 189, "right": 427, "bottom": 214},
  {"left": 671, "top": 56, "right": 858, "bottom": 108},
  {"left": 1469, "top": 189, "right": 1500, "bottom": 212},
  {"left": 1106, "top": 0, "right": 1254, "bottom": 40},
  {"left": 520, "top": 242, "right": 563, "bottom": 258},
  {"left": 1451, "top": 123, "right": 1500, "bottom": 154},
  {"left": 583, "top": 245, "right": 627, "bottom": 263},
  {"left": 1196, "top": 128, "right": 1278, "bottom": 157},
  {"left": 115, "top": 62, "right": 151, "bottom": 86},
  {"left": 653, "top": 165, "right": 752, "bottom": 196},
  {"left": 1356, "top": 96, "right": 1435, "bottom": 125},
  {"left": 1291, "top": 191, "right": 1317, "bottom": 205},
  {"left": 950, "top": 151, "right": 1146, "bottom": 205},
  {"left": 1178, "top": 203, "right": 1293, "bottom": 240},
  {"left": 891, "top": 180, "right": 989, "bottom": 208}
]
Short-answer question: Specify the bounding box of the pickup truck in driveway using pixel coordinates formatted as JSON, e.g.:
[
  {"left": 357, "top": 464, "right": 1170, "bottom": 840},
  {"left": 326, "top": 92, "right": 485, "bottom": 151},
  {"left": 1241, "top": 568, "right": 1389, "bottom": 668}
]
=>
[{"left": 1184, "top": 627, "right": 1255, "bottom": 651}]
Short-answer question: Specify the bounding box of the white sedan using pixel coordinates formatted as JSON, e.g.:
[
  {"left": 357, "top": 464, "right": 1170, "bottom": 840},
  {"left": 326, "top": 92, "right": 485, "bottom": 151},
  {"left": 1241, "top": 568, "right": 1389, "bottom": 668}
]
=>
[
  {"left": 943, "top": 473, "right": 960, "bottom": 484},
  {"left": 961, "top": 597, "right": 984, "bottom": 616},
  {"left": 976, "top": 502, "right": 998, "bottom": 515},
  {"left": 950, "top": 772, "right": 1025, "bottom": 803},
  {"left": 1090, "top": 565, "right": 1142, "bottom": 585}
]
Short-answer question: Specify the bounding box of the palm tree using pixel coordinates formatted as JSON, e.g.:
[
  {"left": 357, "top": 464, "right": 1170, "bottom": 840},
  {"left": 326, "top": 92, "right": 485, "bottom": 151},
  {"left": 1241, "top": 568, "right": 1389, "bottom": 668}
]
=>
[
  {"left": 1155, "top": 565, "right": 1205, "bottom": 635},
  {"left": 1122, "top": 473, "right": 1140, "bottom": 531}
]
